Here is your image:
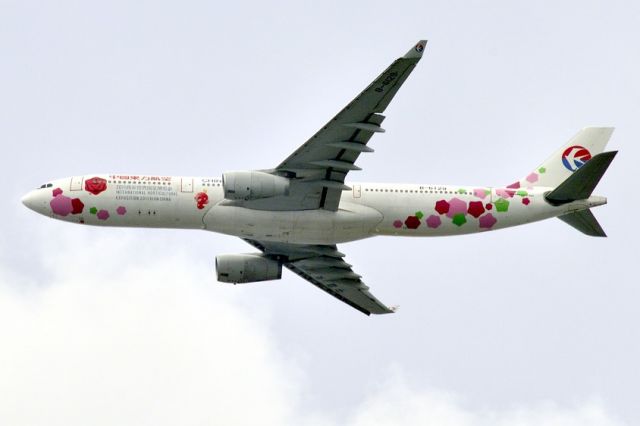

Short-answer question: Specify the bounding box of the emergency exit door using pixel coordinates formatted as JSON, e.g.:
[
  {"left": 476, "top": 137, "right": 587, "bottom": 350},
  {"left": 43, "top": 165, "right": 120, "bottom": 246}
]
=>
[{"left": 353, "top": 184, "right": 361, "bottom": 198}]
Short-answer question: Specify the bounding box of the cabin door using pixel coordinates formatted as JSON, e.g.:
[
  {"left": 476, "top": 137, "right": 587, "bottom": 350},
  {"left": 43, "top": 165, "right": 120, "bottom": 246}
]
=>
[
  {"left": 70, "top": 176, "right": 84, "bottom": 191},
  {"left": 181, "top": 178, "right": 193, "bottom": 193}
]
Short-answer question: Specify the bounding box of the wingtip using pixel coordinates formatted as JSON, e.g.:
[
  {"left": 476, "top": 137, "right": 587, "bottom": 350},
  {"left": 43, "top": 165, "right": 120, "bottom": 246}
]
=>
[{"left": 403, "top": 40, "right": 428, "bottom": 59}]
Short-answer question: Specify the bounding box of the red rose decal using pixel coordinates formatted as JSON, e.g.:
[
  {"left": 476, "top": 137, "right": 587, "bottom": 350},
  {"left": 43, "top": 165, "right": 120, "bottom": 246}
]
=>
[
  {"left": 195, "top": 191, "right": 209, "bottom": 209},
  {"left": 71, "top": 198, "right": 84, "bottom": 214},
  {"left": 85, "top": 177, "right": 107, "bottom": 195}
]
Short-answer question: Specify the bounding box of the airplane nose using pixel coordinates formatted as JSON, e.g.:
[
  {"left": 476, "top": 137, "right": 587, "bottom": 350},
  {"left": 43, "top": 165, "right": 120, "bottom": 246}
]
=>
[{"left": 21, "top": 190, "right": 40, "bottom": 212}]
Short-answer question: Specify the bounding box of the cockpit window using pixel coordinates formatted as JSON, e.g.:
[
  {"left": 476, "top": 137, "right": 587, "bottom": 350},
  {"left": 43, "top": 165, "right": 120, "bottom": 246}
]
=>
[{"left": 38, "top": 183, "right": 53, "bottom": 189}]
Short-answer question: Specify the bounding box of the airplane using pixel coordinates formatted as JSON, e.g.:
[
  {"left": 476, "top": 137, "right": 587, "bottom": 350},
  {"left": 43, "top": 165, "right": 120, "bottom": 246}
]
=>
[{"left": 22, "top": 40, "right": 617, "bottom": 315}]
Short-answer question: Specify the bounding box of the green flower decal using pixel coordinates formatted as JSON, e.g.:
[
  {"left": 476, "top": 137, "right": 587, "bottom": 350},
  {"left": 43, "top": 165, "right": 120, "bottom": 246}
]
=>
[
  {"left": 452, "top": 213, "right": 467, "bottom": 226},
  {"left": 495, "top": 198, "right": 510, "bottom": 212}
]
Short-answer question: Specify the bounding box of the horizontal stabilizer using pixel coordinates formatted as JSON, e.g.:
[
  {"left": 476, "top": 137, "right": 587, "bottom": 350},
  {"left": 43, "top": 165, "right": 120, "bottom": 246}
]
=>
[
  {"left": 558, "top": 209, "right": 607, "bottom": 237},
  {"left": 545, "top": 151, "right": 617, "bottom": 205}
]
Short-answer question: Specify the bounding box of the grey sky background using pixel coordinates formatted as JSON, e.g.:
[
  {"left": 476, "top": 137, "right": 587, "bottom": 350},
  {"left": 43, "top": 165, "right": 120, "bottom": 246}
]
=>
[{"left": 1, "top": 0, "right": 639, "bottom": 424}]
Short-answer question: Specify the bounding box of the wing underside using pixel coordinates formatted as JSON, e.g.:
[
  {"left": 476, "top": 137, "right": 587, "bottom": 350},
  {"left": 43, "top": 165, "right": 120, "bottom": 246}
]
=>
[{"left": 244, "top": 239, "right": 394, "bottom": 315}]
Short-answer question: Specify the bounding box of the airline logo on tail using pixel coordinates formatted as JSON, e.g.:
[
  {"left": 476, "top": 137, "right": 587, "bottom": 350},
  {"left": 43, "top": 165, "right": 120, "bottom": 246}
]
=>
[{"left": 562, "top": 145, "right": 592, "bottom": 171}]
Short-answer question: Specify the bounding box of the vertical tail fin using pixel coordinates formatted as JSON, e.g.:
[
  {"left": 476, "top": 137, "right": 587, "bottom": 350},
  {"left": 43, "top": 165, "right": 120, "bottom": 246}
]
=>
[{"left": 509, "top": 127, "right": 614, "bottom": 189}]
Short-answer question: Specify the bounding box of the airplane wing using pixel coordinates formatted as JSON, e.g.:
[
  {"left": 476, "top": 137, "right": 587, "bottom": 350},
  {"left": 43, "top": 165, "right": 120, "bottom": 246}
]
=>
[
  {"left": 244, "top": 40, "right": 427, "bottom": 212},
  {"left": 244, "top": 239, "right": 395, "bottom": 315}
]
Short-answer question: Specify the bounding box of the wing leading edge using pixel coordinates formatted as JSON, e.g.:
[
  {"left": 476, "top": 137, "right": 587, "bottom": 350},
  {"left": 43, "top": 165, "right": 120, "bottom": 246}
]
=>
[
  {"left": 244, "top": 239, "right": 395, "bottom": 315},
  {"left": 242, "top": 40, "right": 427, "bottom": 212}
]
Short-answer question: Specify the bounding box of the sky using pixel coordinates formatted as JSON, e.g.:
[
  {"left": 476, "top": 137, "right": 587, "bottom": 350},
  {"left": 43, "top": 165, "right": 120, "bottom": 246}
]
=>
[{"left": 1, "top": 0, "right": 639, "bottom": 424}]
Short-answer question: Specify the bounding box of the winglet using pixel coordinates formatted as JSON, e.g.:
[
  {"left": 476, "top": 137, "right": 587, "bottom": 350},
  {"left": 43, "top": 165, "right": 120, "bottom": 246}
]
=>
[{"left": 403, "top": 40, "right": 428, "bottom": 59}]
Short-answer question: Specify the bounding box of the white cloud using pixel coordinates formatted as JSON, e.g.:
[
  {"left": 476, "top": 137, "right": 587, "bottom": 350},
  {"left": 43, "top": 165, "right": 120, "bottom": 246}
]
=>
[
  {"left": 348, "top": 375, "right": 625, "bottom": 426},
  {"left": 0, "top": 232, "right": 300, "bottom": 426},
  {"left": 0, "top": 233, "right": 627, "bottom": 426}
]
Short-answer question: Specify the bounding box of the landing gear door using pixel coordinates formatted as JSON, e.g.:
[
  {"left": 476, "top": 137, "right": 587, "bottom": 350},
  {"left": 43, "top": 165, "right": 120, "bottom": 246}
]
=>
[{"left": 70, "top": 176, "right": 84, "bottom": 191}]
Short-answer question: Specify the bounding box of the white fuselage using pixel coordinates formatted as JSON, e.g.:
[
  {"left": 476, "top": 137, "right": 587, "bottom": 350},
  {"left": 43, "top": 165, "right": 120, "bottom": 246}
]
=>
[{"left": 22, "top": 174, "right": 606, "bottom": 244}]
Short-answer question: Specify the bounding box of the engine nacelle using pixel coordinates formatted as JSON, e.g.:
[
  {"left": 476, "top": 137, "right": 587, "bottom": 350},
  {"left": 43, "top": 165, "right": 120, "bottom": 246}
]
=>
[
  {"left": 215, "top": 254, "right": 282, "bottom": 284},
  {"left": 222, "top": 171, "right": 289, "bottom": 201}
]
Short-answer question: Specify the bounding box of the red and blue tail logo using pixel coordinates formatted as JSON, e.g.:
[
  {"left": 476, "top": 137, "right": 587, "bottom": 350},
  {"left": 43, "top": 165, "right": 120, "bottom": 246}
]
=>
[{"left": 562, "top": 145, "right": 592, "bottom": 171}]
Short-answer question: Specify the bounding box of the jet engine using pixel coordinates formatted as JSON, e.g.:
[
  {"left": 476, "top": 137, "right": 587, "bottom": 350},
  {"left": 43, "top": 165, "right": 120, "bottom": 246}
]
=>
[
  {"left": 222, "top": 171, "right": 290, "bottom": 201},
  {"left": 215, "top": 254, "right": 282, "bottom": 284}
]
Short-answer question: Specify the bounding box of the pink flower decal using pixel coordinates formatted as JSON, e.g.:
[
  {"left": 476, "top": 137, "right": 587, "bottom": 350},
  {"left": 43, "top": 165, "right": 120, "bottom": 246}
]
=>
[
  {"left": 526, "top": 173, "right": 539, "bottom": 183},
  {"left": 52, "top": 187, "right": 63, "bottom": 197},
  {"left": 522, "top": 198, "right": 530, "bottom": 205},
  {"left": 479, "top": 213, "right": 497, "bottom": 229},
  {"left": 496, "top": 188, "right": 515, "bottom": 198},
  {"left": 50, "top": 195, "right": 73, "bottom": 216},
  {"left": 85, "top": 177, "right": 107, "bottom": 195},
  {"left": 446, "top": 198, "right": 467, "bottom": 218},
  {"left": 195, "top": 191, "right": 209, "bottom": 209},
  {"left": 116, "top": 206, "right": 127, "bottom": 215},
  {"left": 473, "top": 188, "right": 488, "bottom": 199},
  {"left": 506, "top": 181, "right": 521, "bottom": 189},
  {"left": 96, "top": 209, "right": 110, "bottom": 220},
  {"left": 426, "top": 215, "right": 441, "bottom": 228},
  {"left": 393, "top": 220, "right": 403, "bottom": 228}
]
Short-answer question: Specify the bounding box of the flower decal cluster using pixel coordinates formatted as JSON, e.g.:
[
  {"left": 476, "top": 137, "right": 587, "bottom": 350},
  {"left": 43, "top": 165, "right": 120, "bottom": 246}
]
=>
[
  {"left": 50, "top": 188, "right": 84, "bottom": 216},
  {"left": 508, "top": 166, "right": 547, "bottom": 189},
  {"left": 49, "top": 178, "right": 126, "bottom": 222},
  {"left": 85, "top": 177, "right": 107, "bottom": 195},
  {"left": 393, "top": 187, "right": 534, "bottom": 231}
]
